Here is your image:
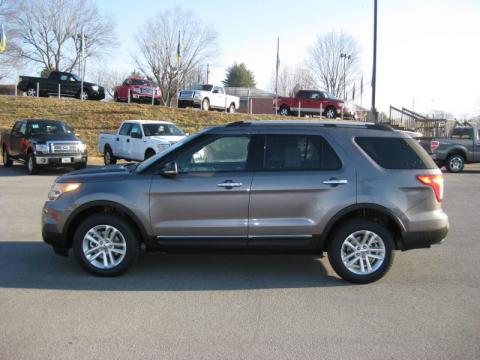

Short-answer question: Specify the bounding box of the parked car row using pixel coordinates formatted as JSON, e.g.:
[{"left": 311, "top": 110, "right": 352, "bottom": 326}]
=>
[{"left": 1, "top": 118, "right": 186, "bottom": 174}]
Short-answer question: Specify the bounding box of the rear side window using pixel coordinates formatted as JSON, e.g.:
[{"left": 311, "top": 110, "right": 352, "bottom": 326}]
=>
[
  {"left": 262, "top": 135, "right": 342, "bottom": 171},
  {"left": 355, "top": 137, "right": 437, "bottom": 169}
]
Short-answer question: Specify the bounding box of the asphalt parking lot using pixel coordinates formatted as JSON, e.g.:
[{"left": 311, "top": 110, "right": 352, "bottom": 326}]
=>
[{"left": 0, "top": 163, "right": 479, "bottom": 359}]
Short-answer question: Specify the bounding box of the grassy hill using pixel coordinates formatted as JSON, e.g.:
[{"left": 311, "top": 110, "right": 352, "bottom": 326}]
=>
[{"left": 0, "top": 96, "right": 289, "bottom": 155}]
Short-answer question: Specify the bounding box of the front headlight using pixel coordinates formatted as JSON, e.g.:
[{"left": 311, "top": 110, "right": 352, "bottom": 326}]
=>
[
  {"left": 48, "top": 183, "right": 80, "bottom": 201},
  {"left": 35, "top": 144, "right": 49, "bottom": 153},
  {"left": 78, "top": 142, "right": 87, "bottom": 152},
  {"left": 157, "top": 143, "right": 168, "bottom": 151},
  {"left": 91, "top": 85, "right": 99, "bottom": 91},
  {"left": 194, "top": 92, "right": 201, "bottom": 99}
]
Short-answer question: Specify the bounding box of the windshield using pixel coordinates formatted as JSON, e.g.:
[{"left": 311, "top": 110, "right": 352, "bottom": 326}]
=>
[
  {"left": 189, "top": 84, "right": 213, "bottom": 91},
  {"left": 27, "top": 120, "right": 74, "bottom": 136},
  {"left": 142, "top": 123, "right": 184, "bottom": 136},
  {"left": 131, "top": 79, "right": 155, "bottom": 86},
  {"left": 135, "top": 129, "right": 207, "bottom": 173},
  {"left": 71, "top": 74, "right": 81, "bottom": 82},
  {"left": 324, "top": 92, "right": 337, "bottom": 100}
]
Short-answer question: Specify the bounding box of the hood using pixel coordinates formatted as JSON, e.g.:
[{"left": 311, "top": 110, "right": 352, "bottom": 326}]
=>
[
  {"left": 149, "top": 135, "right": 185, "bottom": 143},
  {"left": 32, "top": 133, "right": 80, "bottom": 144},
  {"left": 57, "top": 164, "right": 135, "bottom": 184}
]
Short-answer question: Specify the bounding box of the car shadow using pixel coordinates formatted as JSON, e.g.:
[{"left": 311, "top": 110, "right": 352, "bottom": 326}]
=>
[{"left": 0, "top": 241, "right": 347, "bottom": 291}]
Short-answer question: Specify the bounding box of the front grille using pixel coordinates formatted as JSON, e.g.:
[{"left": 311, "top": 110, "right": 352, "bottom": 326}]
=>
[
  {"left": 49, "top": 142, "right": 81, "bottom": 154},
  {"left": 141, "top": 87, "right": 154, "bottom": 94},
  {"left": 179, "top": 91, "right": 194, "bottom": 98}
]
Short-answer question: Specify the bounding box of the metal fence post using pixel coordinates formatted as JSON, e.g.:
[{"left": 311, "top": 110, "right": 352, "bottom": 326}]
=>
[
  {"left": 14, "top": 78, "right": 18, "bottom": 97},
  {"left": 151, "top": 90, "right": 155, "bottom": 106},
  {"left": 58, "top": 83, "right": 61, "bottom": 99},
  {"left": 320, "top": 103, "right": 323, "bottom": 119},
  {"left": 128, "top": 89, "right": 131, "bottom": 104},
  {"left": 36, "top": 82, "right": 39, "bottom": 97},
  {"left": 250, "top": 98, "right": 253, "bottom": 114},
  {"left": 224, "top": 96, "right": 227, "bottom": 114},
  {"left": 298, "top": 101, "right": 301, "bottom": 117}
]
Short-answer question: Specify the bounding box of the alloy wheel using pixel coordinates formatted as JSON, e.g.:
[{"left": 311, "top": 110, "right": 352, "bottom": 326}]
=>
[
  {"left": 82, "top": 225, "right": 127, "bottom": 270},
  {"left": 340, "top": 230, "right": 386, "bottom": 275}
]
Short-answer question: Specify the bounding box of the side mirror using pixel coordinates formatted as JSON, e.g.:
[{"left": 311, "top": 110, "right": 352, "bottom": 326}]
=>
[
  {"left": 131, "top": 132, "right": 142, "bottom": 139},
  {"left": 159, "top": 161, "right": 178, "bottom": 177}
]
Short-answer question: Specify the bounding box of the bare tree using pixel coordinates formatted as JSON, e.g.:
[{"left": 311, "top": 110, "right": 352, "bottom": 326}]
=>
[
  {"left": 307, "top": 31, "right": 361, "bottom": 99},
  {"left": 91, "top": 67, "right": 129, "bottom": 99},
  {"left": 3, "top": 0, "right": 115, "bottom": 74},
  {"left": 270, "top": 65, "right": 316, "bottom": 97},
  {"left": 132, "top": 7, "right": 219, "bottom": 106}
]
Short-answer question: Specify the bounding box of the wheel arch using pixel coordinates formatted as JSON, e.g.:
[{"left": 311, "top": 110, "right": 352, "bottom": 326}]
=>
[
  {"left": 64, "top": 200, "right": 151, "bottom": 249},
  {"left": 447, "top": 148, "right": 467, "bottom": 160},
  {"left": 318, "top": 203, "right": 407, "bottom": 251}
]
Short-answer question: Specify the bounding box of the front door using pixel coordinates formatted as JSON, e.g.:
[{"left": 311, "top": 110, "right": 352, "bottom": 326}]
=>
[
  {"left": 127, "top": 123, "right": 145, "bottom": 161},
  {"left": 149, "top": 134, "right": 253, "bottom": 246},
  {"left": 248, "top": 133, "right": 356, "bottom": 249}
]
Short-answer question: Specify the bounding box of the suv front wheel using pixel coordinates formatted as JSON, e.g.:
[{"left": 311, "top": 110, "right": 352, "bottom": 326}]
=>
[
  {"left": 327, "top": 219, "right": 394, "bottom": 284},
  {"left": 73, "top": 213, "right": 140, "bottom": 276}
]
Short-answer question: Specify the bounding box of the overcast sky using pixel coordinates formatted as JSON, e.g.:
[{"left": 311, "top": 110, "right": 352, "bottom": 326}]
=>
[{"left": 22, "top": 0, "right": 480, "bottom": 117}]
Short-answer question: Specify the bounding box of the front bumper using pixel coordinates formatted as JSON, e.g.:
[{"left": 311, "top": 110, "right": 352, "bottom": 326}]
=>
[
  {"left": 178, "top": 98, "right": 201, "bottom": 108},
  {"left": 42, "top": 202, "right": 70, "bottom": 256},
  {"left": 35, "top": 153, "right": 88, "bottom": 166},
  {"left": 90, "top": 88, "right": 105, "bottom": 100}
]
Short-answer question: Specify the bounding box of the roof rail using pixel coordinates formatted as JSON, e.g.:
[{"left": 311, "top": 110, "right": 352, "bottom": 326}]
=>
[{"left": 365, "top": 123, "right": 394, "bottom": 131}]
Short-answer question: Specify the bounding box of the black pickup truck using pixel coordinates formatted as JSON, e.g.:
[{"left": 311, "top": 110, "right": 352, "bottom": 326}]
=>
[
  {"left": 17, "top": 71, "right": 105, "bottom": 100},
  {"left": 418, "top": 124, "right": 480, "bottom": 173},
  {"left": 1, "top": 119, "right": 88, "bottom": 174}
]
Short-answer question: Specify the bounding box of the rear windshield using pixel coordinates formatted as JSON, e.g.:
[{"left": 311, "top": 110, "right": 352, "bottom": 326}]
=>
[{"left": 355, "top": 137, "right": 437, "bottom": 169}]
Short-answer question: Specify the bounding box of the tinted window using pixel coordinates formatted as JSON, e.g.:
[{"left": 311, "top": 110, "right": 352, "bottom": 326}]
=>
[
  {"left": 119, "top": 123, "right": 133, "bottom": 135},
  {"left": 27, "top": 120, "right": 72, "bottom": 136},
  {"left": 451, "top": 128, "right": 473, "bottom": 140},
  {"left": 262, "top": 135, "right": 341, "bottom": 171},
  {"left": 142, "top": 124, "right": 184, "bottom": 136},
  {"left": 176, "top": 136, "right": 250, "bottom": 173},
  {"left": 297, "top": 91, "right": 308, "bottom": 99},
  {"left": 130, "top": 124, "right": 142, "bottom": 137},
  {"left": 12, "top": 121, "right": 22, "bottom": 133},
  {"left": 356, "top": 137, "right": 437, "bottom": 169}
]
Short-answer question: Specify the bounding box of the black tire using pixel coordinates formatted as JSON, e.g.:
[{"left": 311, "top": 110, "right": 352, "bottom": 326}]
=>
[
  {"left": 104, "top": 146, "right": 117, "bottom": 165},
  {"left": 144, "top": 149, "right": 155, "bottom": 160},
  {"left": 78, "top": 89, "right": 90, "bottom": 100},
  {"left": 2, "top": 146, "right": 13, "bottom": 167},
  {"left": 26, "top": 152, "right": 39, "bottom": 175},
  {"left": 72, "top": 213, "right": 140, "bottom": 277},
  {"left": 327, "top": 219, "right": 394, "bottom": 284},
  {"left": 202, "top": 98, "right": 210, "bottom": 111},
  {"left": 228, "top": 103, "right": 236, "bottom": 113},
  {"left": 325, "top": 106, "right": 338, "bottom": 119},
  {"left": 279, "top": 106, "right": 290, "bottom": 116},
  {"left": 446, "top": 154, "right": 464, "bottom": 173},
  {"left": 26, "top": 86, "right": 37, "bottom": 97}
]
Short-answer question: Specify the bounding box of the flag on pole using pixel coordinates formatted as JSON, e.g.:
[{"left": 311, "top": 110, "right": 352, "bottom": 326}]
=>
[
  {"left": 0, "top": 25, "right": 6, "bottom": 52},
  {"left": 176, "top": 31, "right": 181, "bottom": 62}
]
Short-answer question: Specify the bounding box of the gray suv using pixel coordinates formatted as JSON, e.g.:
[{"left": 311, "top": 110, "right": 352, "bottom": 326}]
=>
[{"left": 42, "top": 121, "right": 449, "bottom": 283}]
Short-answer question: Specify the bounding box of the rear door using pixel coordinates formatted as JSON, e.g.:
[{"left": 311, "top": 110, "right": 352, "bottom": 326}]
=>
[
  {"left": 248, "top": 132, "right": 356, "bottom": 249},
  {"left": 149, "top": 133, "right": 254, "bottom": 246}
]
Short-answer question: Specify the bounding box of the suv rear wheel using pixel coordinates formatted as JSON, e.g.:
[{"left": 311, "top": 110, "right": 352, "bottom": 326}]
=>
[
  {"left": 327, "top": 219, "right": 394, "bottom": 284},
  {"left": 73, "top": 213, "right": 140, "bottom": 276}
]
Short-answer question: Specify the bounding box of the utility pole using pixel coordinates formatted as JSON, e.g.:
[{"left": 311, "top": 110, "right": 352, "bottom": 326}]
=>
[
  {"left": 275, "top": 37, "right": 280, "bottom": 115},
  {"left": 340, "top": 53, "right": 351, "bottom": 101},
  {"left": 371, "top": 0, "right": 378, "bottom": 121},
  {"left": 206, "top": 64, "right": 210, "bottom": 84}
]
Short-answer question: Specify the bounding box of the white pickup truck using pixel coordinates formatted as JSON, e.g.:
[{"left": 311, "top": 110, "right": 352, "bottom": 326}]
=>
[
  {"left": 98, "top": 120, "right": 186, "bottom": 165},
  {"left": 178, "top": 84, "right": 240, "bottom": 113}
]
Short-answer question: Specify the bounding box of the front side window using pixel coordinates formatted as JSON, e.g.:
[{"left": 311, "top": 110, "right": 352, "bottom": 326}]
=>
[
  {"left": 262, "top": 135, "right": 341, "bottom": 171},
  {"left": 176, "top": 136, "right": 250, "bottom": 173},
  {"left": 130, "top": 124, "right": 142, "bottom": 137},
  {"left": 119, "top": 123, "right": 133, "bottom": 135}
]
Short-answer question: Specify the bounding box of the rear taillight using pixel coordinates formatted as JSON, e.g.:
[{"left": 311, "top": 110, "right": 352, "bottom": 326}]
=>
[
  {"left": 417, "top": 174, "right": 444, "bottom": 202},
  {"left": 430, "top": 140, "right": 440, "bottom": 152}
]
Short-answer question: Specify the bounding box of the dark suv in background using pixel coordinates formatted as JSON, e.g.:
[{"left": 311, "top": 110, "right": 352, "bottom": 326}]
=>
[{"left": 42, "top": 121, "right": 448, "bottom": 283}]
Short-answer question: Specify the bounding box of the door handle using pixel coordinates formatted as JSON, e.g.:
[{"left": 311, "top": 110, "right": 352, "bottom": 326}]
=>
[
  {"left": 217, "top": 181, "right": 243, "bottom": 189},
  {"left": 322, "top": 179, "right": 348, "bottom": 185}
]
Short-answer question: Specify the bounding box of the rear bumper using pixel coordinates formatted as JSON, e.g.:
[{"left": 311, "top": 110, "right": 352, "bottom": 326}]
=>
[{"left": 401, "top": 225, "right": 449, "bottom": 250}]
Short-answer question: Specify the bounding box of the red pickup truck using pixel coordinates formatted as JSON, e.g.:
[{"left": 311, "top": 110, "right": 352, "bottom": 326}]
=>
[
  {"left": 113, "top": 77, "right": 162, "bottom": 104},
  {"left": 273, "top": 90, "right": 355, "bottom": 119}
]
